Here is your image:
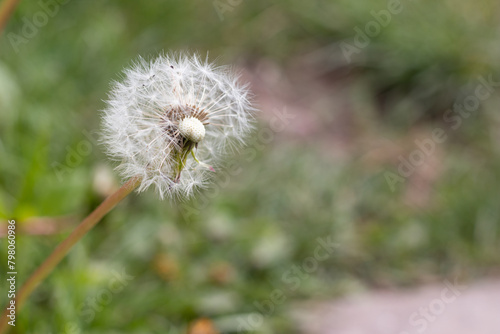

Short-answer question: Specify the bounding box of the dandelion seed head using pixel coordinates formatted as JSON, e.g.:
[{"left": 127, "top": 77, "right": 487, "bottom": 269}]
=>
[{"left": 101, "top": 52, "right": 255, "bottom": 199}]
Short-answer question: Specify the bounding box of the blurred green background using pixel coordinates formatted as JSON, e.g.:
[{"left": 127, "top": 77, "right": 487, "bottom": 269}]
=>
[{"left": 1, "top": 0, "right": 500, "bottom": 333}]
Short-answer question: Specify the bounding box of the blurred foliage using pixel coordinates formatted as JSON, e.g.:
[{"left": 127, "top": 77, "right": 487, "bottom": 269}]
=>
[{"left": 1, "top": 0, "right": 500, "bottom": 333}]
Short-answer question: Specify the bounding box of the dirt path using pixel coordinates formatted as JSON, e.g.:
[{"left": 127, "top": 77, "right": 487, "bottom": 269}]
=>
[{"left": 293, "top": 279, "right": 500, "bottom": 334}]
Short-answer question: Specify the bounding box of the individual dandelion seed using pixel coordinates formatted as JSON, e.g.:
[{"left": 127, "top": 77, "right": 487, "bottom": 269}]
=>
[{"left": 102, "top": 53, "right": 255, "bottom": 199}]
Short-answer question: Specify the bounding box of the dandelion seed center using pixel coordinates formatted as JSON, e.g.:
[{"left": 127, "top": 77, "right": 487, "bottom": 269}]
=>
[{"left": 178, "top": 117, "right": 206, "bottom": 143}]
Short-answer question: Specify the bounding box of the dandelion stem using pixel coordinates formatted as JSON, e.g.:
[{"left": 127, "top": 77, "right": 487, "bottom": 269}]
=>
[
  {"left": 0, "top": 176, "right": 142, "bottom": 334},
  {"left": 0, "top": 0, "right": 21, "bottom": 34}
]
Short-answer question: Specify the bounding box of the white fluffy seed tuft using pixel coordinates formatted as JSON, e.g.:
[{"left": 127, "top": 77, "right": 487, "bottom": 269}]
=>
[
  {"left": 178, "top": 117, "right": 205, "bottom": 143},
  {"left": 101, "top": 52, "right": 256, "bottom": 200}
]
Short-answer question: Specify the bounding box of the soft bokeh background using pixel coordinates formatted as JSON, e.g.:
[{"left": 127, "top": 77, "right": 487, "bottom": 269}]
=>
[{"left": 1, "top": 0, "right": 500, "bottom": 333}]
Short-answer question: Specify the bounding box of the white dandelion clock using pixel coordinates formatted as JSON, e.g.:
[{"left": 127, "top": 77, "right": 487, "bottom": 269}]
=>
[{"left": 102, "top": 53, "right": 255, "bottom": 199}]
